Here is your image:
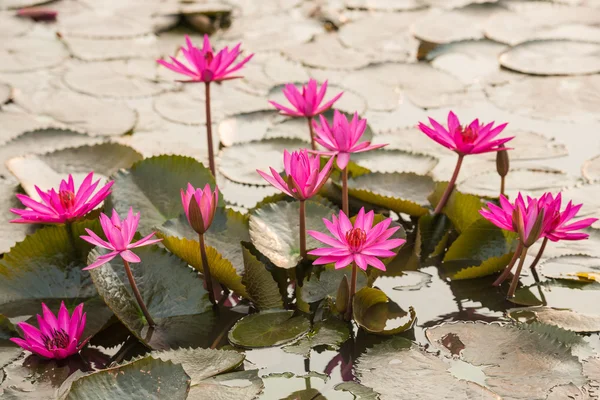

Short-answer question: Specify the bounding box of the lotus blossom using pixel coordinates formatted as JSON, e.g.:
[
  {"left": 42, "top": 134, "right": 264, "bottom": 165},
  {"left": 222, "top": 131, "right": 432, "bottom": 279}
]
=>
[
  {"left": 540, "top": 193, "right": 597, "bottom": 241},
  {"left": 80, "top": 208, "right": 162, "bottom": 270},
  {"left": 181, "top": 183, "right": 219, "bottom": 235},
  {"left": 157, "top": 35, "right": 253, "bottom": 83},
  {"left": 257, "top": 149, "right": 334, "bottom": 201},
  {"left": 269, "top": 79, "right": 343, "bottom": 118},
  {"left": 308, "top": 208, "right": 405, "bottom": 271},
  {"left": 310, "top": 110, "right": 385, "bottom": 170},
  {"left": 11, "top": 172, "right": 113, "bottom": 225},
  {"left": 418, "top": 111, "right": 512, "bottom": 155},
  {"left": 10, "top": 302, "right": 88, "bottom": 359}
]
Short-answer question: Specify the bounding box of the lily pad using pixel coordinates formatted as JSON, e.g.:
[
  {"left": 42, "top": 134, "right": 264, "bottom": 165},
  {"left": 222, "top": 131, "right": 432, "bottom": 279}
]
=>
[
  {"left": 582, "top": 155, "right": 600, "bottom": 182},
  {"left": 352, "top": 287, "right": 416, "bottom": 335},
  {"left": 301, "top": 266, "right": 367, "bottom": 303},
  {"left": 428, "top": 182, "right": 486, "bottom": 233},
  {"left": 0, "top": 181, "right": 37, "bottom": 254},
  {"left": 345, "top": 0, "right": 423, "bottom": 11},
  {"left": 334, "top": 382, "right": 380, "bottom": 400},
  {"left": 283, "top": 318, "right": 350, "bottom": 357},
  {"left": 416, "top": 213, "right": 451, "bottom": 260},
  {"left": 351, "top": 149, "right": 438, "bottom": 175},
  {"left": 187, "top": 369, "right": 264, "bottom": 400},
  {"left": 58, "top": 11, "right": 154, "bottom": 39},
  {"left": 249, "top": 199, "right": 337, "bottom": 269},
  {"left": 283, "top": 34, "right": 371, "bottom": 70},
  {"left": 62, "top": 35, "right": 160, "bottom": 62},
  {"left": 228, "top": 310, "right": 310, "bottom": 348},
  {"left": 0, "top": 37, "right": 68, "bottom": 72},
  {"left": 508, "top": 306, "right": 600, "bottom": 333},
  {"left": 242, "top": 246, "right": 284, "bottom": 310},
  {"left": 218, "top": 111, "right": 282, "bottom": 147}
]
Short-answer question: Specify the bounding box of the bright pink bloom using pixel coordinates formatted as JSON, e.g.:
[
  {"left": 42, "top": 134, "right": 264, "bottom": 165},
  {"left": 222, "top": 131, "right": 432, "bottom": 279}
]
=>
[
  {"left": 307, "top": 208, "right": 405, "bottom": 271},
  {"left": 157, "top": 35, "right": 253, "bottom": 83},
  {"left": 181, "top": 183, "right": 219, "bottom": 234},
  {"left": 310, "top": 110, "right": 386, "bottom": 169},
  {"left": 540, "top": 193, "right": 597, "bottom": 241},
  {"left": 269, "top": 79, "right": 343, "bottom": 118},
  {"left": 10, "top": 302, "right": 88, "bottom": 359},
  {"left": 418, "top": 111, "right": 512, "bottom": 155},
  {"left": 11, "top": 172, "right": 113, "bottom": 225},
  {"left": 257, "top": 149, "right": 334, "bottom": 201},
  {"left": 80, "top": 208, "right": 162, "bottom": 270}
]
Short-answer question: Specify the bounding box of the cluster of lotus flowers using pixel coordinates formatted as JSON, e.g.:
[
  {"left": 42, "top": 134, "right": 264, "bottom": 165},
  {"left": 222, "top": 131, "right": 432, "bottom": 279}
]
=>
[{"left": 7, "top": 35, "right": 597, "bottom": 360}]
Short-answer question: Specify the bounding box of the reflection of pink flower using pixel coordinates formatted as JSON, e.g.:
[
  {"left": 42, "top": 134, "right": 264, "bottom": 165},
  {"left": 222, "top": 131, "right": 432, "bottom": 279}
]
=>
[
  {"left": 418, "top": 111, "right": 512, "bottom": 155},
  {"left": 257, "top": 149, "right": 334, "bottom": 201},
  {"left": 181, "top": 183, "right": 219, "bottom": 235},
  {"left": 310, "top": 110, "right": 386, "bottom": 169},
  {"left": 11, "top": 302, "right": 88, "bottom": 359},
  {"left": 11, "top": 172, "right": 113, "bottom": 224},
  {"left": 541, "top": 193, "right": 597, "bottom": 241},
  {"left": 269, "top": 79, "right": 343, "bottom": 118},
  {"left": 80, "top": 208, "right": 162, "bottom": 270},
  {"left": 157, "top": 35, "right": 253, "bottom": 83},
  {"left": 307, "top": 208, "right": 405, "bottom": 271}
]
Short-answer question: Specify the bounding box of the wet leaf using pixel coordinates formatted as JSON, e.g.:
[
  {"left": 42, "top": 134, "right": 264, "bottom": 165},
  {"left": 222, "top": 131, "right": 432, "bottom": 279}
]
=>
[
  {"left": 351, "top": 149, "right": 438, "bottom": 175},
  {"left": 334, "top": 382, "right": 380, "bottom": 400},
  {"left": 0, "top": 37, "right": 68, "bottom": 72},
  {"left": 62, "top": 35, "right": 160, "bottom": 62},
  {"left": 228, "top": 310, "right": 310, "bottom": 348},
  {"left": 416, "top": 213, "right": 451, "bottom": 260},
  {"left": 1, "top": 353, "right": 73, "bottom": 399},
  {"left": 242, "top": 246, "right": 284, "bottom": 310},
  {"left": 249, "top": 199, "right": 337, "bottom": 269},
  {"left": 508, "top": 306, "right": 600, "bottom": 333},
  {"left": 353, "top": 287, "right": 416, "bottom": 335},
  {"left": 301, "top": 266, "right": 367, "bottom": 303},
  {"left": 218, "top": 111, "right": 283, "bottom": 147},
  {"left": 428, "top": 182, "right": 486, "bottom": 233},
  {"left": 187, "top": 369, "right": 263, "bottom": 400},
  {"left": 58, "top": 11, "right": 154, "bottom": 39},
  {"left": 284, "top": 34, "right": 371, "bottom": 70},
  {"left": 283, "top": 318, "right": 350, "bottom": 357}
]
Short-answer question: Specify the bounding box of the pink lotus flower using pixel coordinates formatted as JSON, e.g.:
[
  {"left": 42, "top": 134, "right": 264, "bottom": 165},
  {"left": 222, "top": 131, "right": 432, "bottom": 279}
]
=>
[
  {"left": 257, "top": 149, "right": 334, "bottom": 201},
  {"left": 157, "top": 35, "right": 253, "bottom": 83},
  {"left": 181, "top": 183, "right": 219, "bottom": 235},
  {"left": 307, "top": 208, "right": 405, "bottom": 271},
  {"left": 418, "top": 111, "right": 512, "bottom": 155},
  {"left": 540, "top": 193, "right": 597, "bottom": 241},
  {"left": 269, "top": 79, "right": 343, "bottom": 118},
  {"left": 10, "top": 302, "right": 88, "bottom": 359},
  {"left": 11, "top": 172, "right": 113, "bottom": 225},
  {"left": 80, "top": 208, "right": 162, "bottom": 270},
  {"left": 310, "top": 110, "right": 386, "bottom": 169}
]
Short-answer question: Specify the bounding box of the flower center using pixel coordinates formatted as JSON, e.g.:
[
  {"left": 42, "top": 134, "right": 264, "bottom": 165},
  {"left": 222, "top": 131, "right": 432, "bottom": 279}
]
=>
[
  {"left": 59, "top": 190, "right": 76, "bottom": 210},
  {"left": 204, "top": 51, "right": 214, "bottom": 65},
  {"left": 43, "top": 328, "right": 70, "bottom": 350},
  {"left": 345, "top": 228, "right": 367, "bottom": 252},
  {"left": 459, "top": 126, "right": 477, "bottom": 144}
]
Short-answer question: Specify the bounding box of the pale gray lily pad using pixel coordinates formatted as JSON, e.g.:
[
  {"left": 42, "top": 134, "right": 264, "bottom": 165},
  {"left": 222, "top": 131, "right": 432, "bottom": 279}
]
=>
[
  {"left": 480, "top": 130, "right": 568, "bottom": 161},
  {"left": 228, "top": 310, "right": 310, "bottom": 349},
  {"left": 218, "top": 111, "right": 283, "bottom": 147},
  {"left": 0, "top": 82, "right": 10, "bottom": 104},
  {"left": 283, "top": 34, "right": 371, "bottom": 70},
  {"left": 356, "top": 336, "right": 501, "bottom": 399},
  {"left": 187, "top": 369, "right": 264, "bottom": 400},
  {"left": 334, "top": 382, "right": 380, "bottom": 400},
  {"left": 58, "top": 11, "right": 155, "bottom": 39},
  {"left": 499, "top": 40, "right": 600, "bottom": 76},
  {"left": 62, "top": 35, "right": 161, "bottom": 62},
  {"left": 217, "top": 176, "right": 280, "bottom": 209},
  {"left": 540, "top": 255, "right": 600, "bottom": 281},
  {"left": 426, "top": 321, "right": 585, "bottom": 399},
  {"left": 0, "top": 112, "right": 49, "bottom": 145},
  {"left": 345, "top": 0, "right": 424, "bottom": 11},
  {"left": 582, "top": 155, "right": 600, "bottom": 182},
  {"left": 0, "top": 37, "right": 69, "bottom": 72},
  {"left": 0, "top": 13, "right": 32, "bottom": 37},
  {"left": 352, "top": 149, "right": 438, "bottom": 175},
  {"left": 561, "top": 184, "right": 600, "bottom": 230},
  {"left": 508, "top": 306, "right": 600, "bottom": 333},
  {"left": 283, "top": 318, "right": 350, "bottom": 357}
]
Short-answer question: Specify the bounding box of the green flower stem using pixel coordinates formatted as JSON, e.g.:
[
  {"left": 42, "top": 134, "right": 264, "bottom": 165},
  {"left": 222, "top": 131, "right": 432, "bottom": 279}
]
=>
[
  {"left": 528, "top": 237, "right": 548, "bottom": 271},
  {"left": 307, "top": 117, "right": 316, "bottom": 151},
  {"left": 205, "top": 82, "right": 216, "bottom": 179},
  {"left": 122, "top": 258, "right": 155, "bottom": 327},
  {"left": 492, "top": 242, "right": 524, "bottom": 286},
  {"left": 500, "top": 175, "right": 506, "bottom": 197},
  {"left": 345, "top": 262, "right": 358, "bottom": 321},
  {"left": 507, "top": 246, "right": 529, "bottom": 298},
  {"left": 434, "top": 154, "right": 464, "bottom": 214},
  {"left": 342, "top": 166, "right": 349, "bottom": 216},
  {"left": 199, "top": 233, "right": 216, "bottom": 306},
  {"left": 299, "top": 200, "right": 307, "bottom": 259},
  {"left": 65, "top": 221, "right": 79, "bottom": 260}
]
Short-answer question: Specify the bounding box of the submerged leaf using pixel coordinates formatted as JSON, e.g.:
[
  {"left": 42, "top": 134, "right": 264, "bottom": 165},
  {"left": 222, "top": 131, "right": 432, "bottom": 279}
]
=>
[{"left": 228, "top": 310, "right": 310, "bottom": 348}]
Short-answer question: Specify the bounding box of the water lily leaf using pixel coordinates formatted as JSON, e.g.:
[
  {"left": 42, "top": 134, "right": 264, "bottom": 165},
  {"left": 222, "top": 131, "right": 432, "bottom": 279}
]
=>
[
  {"left": 283, "top": 318, "right": 350, "bottom": 357},
  {"left": 228, "top": 310, "right": 310, "bottom": 349},
  {"left": 583, "top": 155, "right": 600, "bottom": 182},
  {"left": 301, "top": 266, "right": 367, "bottom": 303},
  {"left": 426, "top": 321, "right": 586, "bottom": 399},
  {"left": 499, "top": 40, "right": 600, "bottom": 76},
  {"left": 356, "top": 336, "right": 501, "bottom": 399},
  {"left": 334, "top": 382, "right": 380, "bottom": 400},
  {"left": 187, "top": 369, "right": 264, "bottom": 400},
  {"left": 428, "top": 182, "right": 486, "bottom": 233},
  {"left": 242, "top": 246, "right": 284, "bottom": 310},
  {"left": 108, "top": 155, "right": 215, "bottom": 235},
  {"left": 249, "top": 199, "right": 337, "bottom": 269},
  {"left": 345, "top": 172, "right": 434, "bottom": 217},
  {"left": 218, "top": 111, "right": 283, "bottom": 147},
  {"left": 0, "top": 37, "right": 68, "bottom": 72},
  {"left": 443, "top": 219, "right": 518, "bottom": 280},
  {"left": 62, "top": 35, "right": 160, "bottom": 62},
  {"left": 62, "top": 356, "right": 190, "bottom": 400},
  {"left": 58, "top": 11, "right": 155, "bottom": 39},
  {"left": 416, "top": 213, "right": 451, "bottom": 260},
  {"left": 0, "top": 13, "right": 32, "bottom": 36},
  {"left": 88, "top": 245, "right": 215, "bottom": 350},
  {"left": 508, "top": 306, "right": 600, "bottom": 333},
  {"left": 345, "top": 0, "right": 423, "bottom": 11},
  {"left": 284, "top": 33, "right": 371, "bottom": 70},
  {"left": 352, "top": 287, "right": 416, "bottom": 335},
  {"left": 0, "top": 181, "right": 37, "bottom": 254},
  {"left": 351, "top": 149, "right": 438, "bottom": 175}
]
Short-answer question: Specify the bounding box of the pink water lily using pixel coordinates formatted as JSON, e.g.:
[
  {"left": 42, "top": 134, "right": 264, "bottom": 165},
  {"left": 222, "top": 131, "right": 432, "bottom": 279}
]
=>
[
  {"left": 269, "top": 79, "right": 343, "bottom": 119},
  {"left": 11, "top": 172, "right": 113, "bottom": 224},
  {"left": 181, "top": 183, "right": 219, "bottom": 235},
  {"left": 541, "top": 193, "right": 597, "bottom": 242},
  {"left": 80, "top": 208, "right": 162, "bottom": 270},
  {"left": 10, "top": 302, "right": 88, "bottom": 359},
  {"left": 157, "top": 34, "right": 253, "bottom": 83}
]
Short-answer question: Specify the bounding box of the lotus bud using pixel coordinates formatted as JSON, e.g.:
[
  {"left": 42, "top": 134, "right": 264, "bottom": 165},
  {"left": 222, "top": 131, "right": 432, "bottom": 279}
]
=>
[
  {"left": 336, "top": 275, "right": 350, "bottom": 314},
  {"left": 496, "top": 144, "right": 509, "bottom": 178}
]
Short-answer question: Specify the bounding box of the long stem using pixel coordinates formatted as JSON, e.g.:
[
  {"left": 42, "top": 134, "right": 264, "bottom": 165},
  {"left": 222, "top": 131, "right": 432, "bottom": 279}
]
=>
[
  {"left": 342, "top": 166, "right": 349, "bottom": 216},
  {"left": 199, "top": 233, "right": 216, "bottom": 306},
  {"left": 122, "top": 259, "right": 155, "bottom": 327},
  {"left": 345, "top": 262, "right": 357, "bottom": 321},
  {"left": 528, "top": 237, "right": 548, "bottom": 272},
  {"left": 434, "top": 154, "right": 464, "bottom": 214},
  {"left": 507, "top": 247, "right": 529, "bottom": 298},
  {"left": 500, "top": 176, "right": 506, "bottom": 197},
  {"left": 307, "top": 117, "right": 316, "bottom": 151},
  {"left": 205, "top": 82, "right": 216, "bottom": 178},
  {"left": 299, "top": 200, "right": 307, "bottom": 259},
  {"left": 65, "top": 221, "right": 80, "bottom": 260},
  {"left": 493, "top": 242, "right": 524, "bottom": 286}
]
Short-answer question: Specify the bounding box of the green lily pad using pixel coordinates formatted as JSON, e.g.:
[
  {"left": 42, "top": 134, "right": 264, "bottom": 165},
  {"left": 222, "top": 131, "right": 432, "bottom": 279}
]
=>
[
  {"left": 416, "top": 213, "right": 451, "bottom": 260},
  {"left": 107, "top": 155, "right": 216, "bottom": 235},
  {"left": 301, "top": 267, "right": 367, "bottom": 303},
  {"left": 88, "top": 245, "right": 215, "bottom": 350},
  {"left": 228, "top": 310, "right": 310, "bottom": 349},
  {"left": 352, "top": 287, "right": 416, "bottom": 335},
  {"left": 428, "top": 182, "right": 486, "bottom": 233},
  {"left": 283, "top": 318, "right": 350, "bottom": 357},
  {"left": 344, "top": 172, "right": 434, "bottom": 217},
  {"left": 508, "top": 306, "right": 600, "bottom": 333},
  {"left": 443, "top": 219, "right": 518, "bottom": 280},
  {"left": 242, "top": 246, "right": 284, "bottom": 310},
  {"left": 249, "top": 199, "right": 337, "bottom": 269}
]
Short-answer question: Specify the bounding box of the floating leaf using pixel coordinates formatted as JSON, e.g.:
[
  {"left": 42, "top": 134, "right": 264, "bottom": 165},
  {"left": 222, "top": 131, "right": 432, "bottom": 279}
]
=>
[
  {"left": 334, "top": 382, "right": 380, "bottom": 400},
  {"left": 0, "top": 181, "right": 37, "bottom": 254},
  {"left": 284, "top": 34, "right": 371, "bottom": 70},
  {"left": 416, "top": 213, "right": 451, "bottom": 259},
  {"left": 242, "top": 246, "right": 284, "bottom": 310},
  {"left": 428, "top": 182, "right": 486, "bottom": 233},
  {"left": 351, "top": 149, "right": 438, "bottom": 175},
  {"left": 0, "top": 37, "right": 68, "bottom": 72},
  {"left": 352, "top": 287, "right": 416, "bottom": 335},
  {"left": 583, "top": 155, "right": 600, "bottom": 182},
  {"left": 283, "top": 318, "right": 350, "bottom": 357},
  {"left": 58, "top": 11, "right": 155, "bottom": 39},
  {"left": 187, "top": 369, "right": 264, "bottom": 400},
  {"left": 228, "top": 310, "right": 310, "bottom": 348},
  {"left": 301, "top": 267, "right": 367, "bottom": 303},
  {"left": 62, "top": 35, "right": 160, "bottom": 62},
  {"left": 508, "top": 306, "right": 600, "bottom": 333}
]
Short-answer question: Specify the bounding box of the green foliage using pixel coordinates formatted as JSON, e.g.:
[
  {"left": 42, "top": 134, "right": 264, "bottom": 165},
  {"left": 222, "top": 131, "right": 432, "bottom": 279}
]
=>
[
  {"left": 242, "top": 246, "right": 284, "bottom": 310},
  {"left": 428, "top": 182, "right": 487, "bottom": 233},
  {"left": 352, "top": 287, "right": 416, "bottom": 335},
  {"left": 228, "top": 310, "right": 310, "bottom": 348}
]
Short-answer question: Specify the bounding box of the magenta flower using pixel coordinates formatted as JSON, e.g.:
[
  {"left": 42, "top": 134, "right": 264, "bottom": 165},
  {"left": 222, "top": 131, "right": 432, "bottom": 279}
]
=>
[
  {"left": 80, "top": 208, "right": 162, "bottom": 270},
  {"left": 308, "top": 208, "right": 405, "bottom": 271},
  {"left": 10, "top": 302, "right": 88, "bottom": 359},
  {"left": 257, "top": 149, "right": 334, "bottom": 201},
  {"left": 540, "top": 193, "right": 597, "bottom": 242},
  {"left": 181, "top": 183, "right": 219, "bottom": 235},
  {"left": 157, "top": 35, "right": 253, "bottom": 83},
  {"left": 10, "top": 172, "right": 113, "bottom": 225},
  {"left": 269, "top": 79, "right": 343, "bottom": 119},
  {"left": 311, "top": 110, "right": 385, "bottom": 170}
]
